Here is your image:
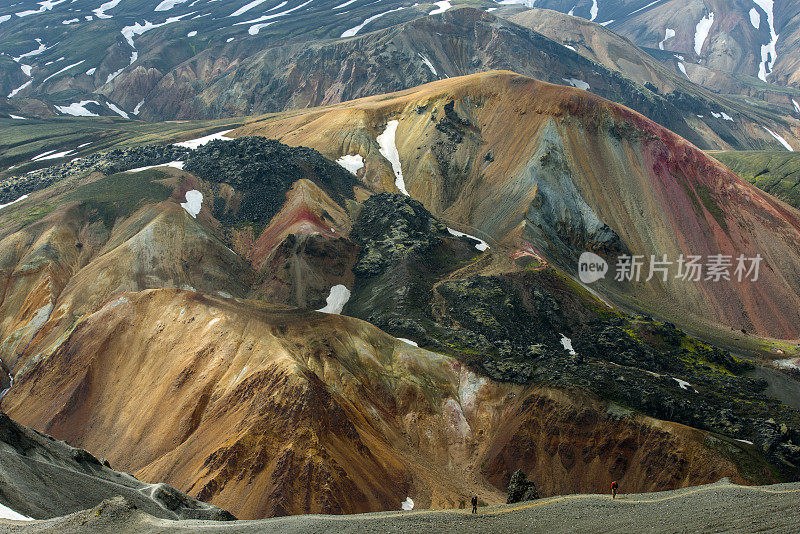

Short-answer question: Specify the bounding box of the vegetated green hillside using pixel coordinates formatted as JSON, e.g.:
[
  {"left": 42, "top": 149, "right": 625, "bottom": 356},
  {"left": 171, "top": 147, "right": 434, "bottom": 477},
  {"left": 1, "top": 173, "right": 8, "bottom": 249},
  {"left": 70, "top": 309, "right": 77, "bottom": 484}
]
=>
[
  {"left": 711, "top": 151, "right": 800, "bottom": 209},
  {"left": 0, "top": 116, "right": 243, "bottom": 177}
]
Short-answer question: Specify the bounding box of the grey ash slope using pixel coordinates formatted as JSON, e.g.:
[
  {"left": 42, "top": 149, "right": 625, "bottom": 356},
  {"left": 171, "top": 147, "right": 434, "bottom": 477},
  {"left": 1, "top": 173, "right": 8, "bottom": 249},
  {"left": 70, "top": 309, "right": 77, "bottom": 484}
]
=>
[
  {"left": 0, "top": 412, "right": 234, "bottom": 521},
  {"left": 3, "top": 480, "right": 799, "bottom": 533}
]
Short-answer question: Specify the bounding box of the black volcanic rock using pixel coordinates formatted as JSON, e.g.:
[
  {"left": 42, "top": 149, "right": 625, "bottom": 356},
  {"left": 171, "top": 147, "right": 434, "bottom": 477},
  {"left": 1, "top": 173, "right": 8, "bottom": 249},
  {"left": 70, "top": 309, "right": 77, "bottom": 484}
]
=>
[{"left": 506, "top": 470, "right": 540, "bottom": 504}]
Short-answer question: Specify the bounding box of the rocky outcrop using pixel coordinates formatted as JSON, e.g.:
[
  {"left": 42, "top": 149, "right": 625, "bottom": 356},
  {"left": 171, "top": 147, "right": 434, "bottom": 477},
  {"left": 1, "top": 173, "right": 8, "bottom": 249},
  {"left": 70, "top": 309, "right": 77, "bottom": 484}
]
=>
[{"left": 506, "top": 470, "right": 540, "bottom": 504}]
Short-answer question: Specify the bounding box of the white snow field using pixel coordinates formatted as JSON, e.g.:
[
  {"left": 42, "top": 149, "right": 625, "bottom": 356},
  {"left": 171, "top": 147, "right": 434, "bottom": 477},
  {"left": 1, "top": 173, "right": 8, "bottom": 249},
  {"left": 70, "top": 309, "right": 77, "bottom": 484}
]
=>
[
  {"left": 174, "top": 130, "right": 234, "bottom": 149},
  {"left": 316, "top": 285, "right": 351, "bottom": 314},
  {"left": 180, "top": 190, "right": 203, "bottom": 218},
  {"left": 694, "top": 11, "right": 714, "bottom": 55},
  {"left": 376, "top": 120, "right": 407, "bottom": 195},
  {"left": 336, "top": 154, "right": 364, "bottom": 175}
]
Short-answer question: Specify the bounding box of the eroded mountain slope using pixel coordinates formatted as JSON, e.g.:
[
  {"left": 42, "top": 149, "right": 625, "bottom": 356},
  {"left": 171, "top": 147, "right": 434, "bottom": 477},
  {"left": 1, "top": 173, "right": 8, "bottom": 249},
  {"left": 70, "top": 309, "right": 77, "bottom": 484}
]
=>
[{"left": 235, "top": 71, "right": 800, "bottom": 340}]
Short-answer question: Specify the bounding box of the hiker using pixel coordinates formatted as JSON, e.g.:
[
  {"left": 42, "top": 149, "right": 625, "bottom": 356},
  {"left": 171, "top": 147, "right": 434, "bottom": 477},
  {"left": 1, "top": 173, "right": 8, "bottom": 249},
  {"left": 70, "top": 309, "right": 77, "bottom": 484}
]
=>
[
  {"left": 471, "top": 495, "right": 478, "bottom": 514},
  {"left": 611, "top": 480, "right": 618, "bottom": 499}
]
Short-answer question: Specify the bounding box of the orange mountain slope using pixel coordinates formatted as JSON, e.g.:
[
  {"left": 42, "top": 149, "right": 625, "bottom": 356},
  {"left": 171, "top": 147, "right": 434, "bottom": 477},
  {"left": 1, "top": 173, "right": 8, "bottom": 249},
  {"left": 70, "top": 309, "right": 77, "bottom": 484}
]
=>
[{"left": 233, "top": 71, "right": 800, "bottom": 340}]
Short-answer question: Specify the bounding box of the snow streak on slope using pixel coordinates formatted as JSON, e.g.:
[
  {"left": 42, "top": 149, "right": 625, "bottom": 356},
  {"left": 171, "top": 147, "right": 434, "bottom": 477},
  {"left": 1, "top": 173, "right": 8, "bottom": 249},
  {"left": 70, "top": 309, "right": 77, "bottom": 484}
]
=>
[
  {"left": 762, "top": 126, "right": 793, "bottom": 151},
  {"left": 107, "top": 102, "right": 129, "bottom": 118},
  {"left": 42, "top": 60, "right": 84, "bottom": 84},
  {"left": 0, "top": 194, "right": 29, "bottom": 211},
  {"left": 341, "top": 6, "right": 405, "bottom": 37},
  {"left": 235, "top": 0, "right": 313, "bottom": 34},
  {"left": 376, "top": 120, "right": 407, "bottom": 195},
  {"left": 418, "top": 53, "right": 438, "bottom": 76},
  {"left": 629, "top": 0, "right": 660, "bottom": 15},
  {"left": 589, "top": 0, "right": 598, "bottom": 21},
  {"left": 694, "top": 11, "right": 714, "bottom": 55},
  {"left": 230, "top": 0, "right": 271, "bottom": 17},
  {"left": 174, "top": 129, "right": 234, "bottom": 148},
  {"left": 753, "top": 0, "right": 778, "bottom": 81},
  {"left": 8, "top": 81, "right": 32, "bottom": 98},
  {"left": 155, "top": 0, "right": 191, "bottom": 11},
  {"left": 93, "top": 0, "right": 122, "bottom": 19}
]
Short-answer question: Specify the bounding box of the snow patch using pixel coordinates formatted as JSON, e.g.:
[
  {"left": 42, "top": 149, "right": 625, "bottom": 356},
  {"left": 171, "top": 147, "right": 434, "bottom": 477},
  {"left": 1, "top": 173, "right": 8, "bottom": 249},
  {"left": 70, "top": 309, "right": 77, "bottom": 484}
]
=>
[
  {"left": 737, "top": 439, "right": 754, "bottom": 445},
  {"left": 563, "top": 77, "right": 590, "bottom": 91},
  {"left": 341, "top": 6, "right": 405, "bottom": 37},
  {"left": 181, "top": 190, "right": 203, "bottom": 218},
  {"left": 336, "top": 154, "right": 364, "bottom": 175},
  {"left": 673, "top": 377, "right": 698, "bottom": 392},
  {"left": 9, "top": 115, "right": 26, "bottom": 120},
  {"left": 677, "top": 61, "right": 688, "bottom": 78},
  {"left": 753, "top": 0, "right": 777, "bottom": 81},
  {"left": 226, "top": 37, "right": 235, "bottom": 42},
  {"left": 563, "top": 44, "right": 576, "bottom": 51},
  {"left": 93, "top": 0, "right": 121, "bottom": 18},
  {"left": 447, "top": 227, "right": 489, "bottom": 251},
  {"left": 721, "top": 112, "right": 733, "bottom": 121},
  {"left": 334, "top": 0, "right": 355, "bottom": 7},
  {"left": 55, "top": 100, "right": 99, "bottom": 117},
  {"left": 155, "top": 0, "right": 190, "bottom": 11},
  {"left": 589, "top": 0, "right": 598, "bottom": 21},
  {"left": 0, "top": 502, "right": 32, "bottom": 521},
  {"left": 429, "top": 0, "right": 451, "bottom": 15},
  {"left": 793, "top": 99, "right": 800, "bottom": 114},
  {"left": 749, "top": 7, "right": 760, "bottom": 28},
  {"left": 694, "top": 11, "right": 714, "bottom": 55},
  {"left": 401, "top": 497, "right": 414, "bottom": 511},
  {"left": 377, "top": 120, "right": 407, "bottom": 195},
  {"left": 762, "top": 126, "right": 793, "bottom": 151},
  {"left": 316, "top": 284, "right": 351, "bottom": 314},
  {"left": 0, "top": 15, "right": 10, "bottom": 24},
  {"left": 174, "top": 130, "right": 234, "bottom": 149},
  {"left": 13, "top": 39, "right": 47, "bottom": 62},
  {"left": 397, "top": 338, "right": 418, "bottom": 347},
  {"left": 659, "top": 28, "right": 675, "bottom": 50},
  {"left": 775, "top": 358, "right": 800, "bottom": 370},
  {"left": 133, "top": 100, "right": 145, "bottom": 114},
  {"left": 187, "top": 30, "right": 197, "bottom": 37},
  {"left": 559, "top": 334, "right": 576, "bottom": 355},
  {"left": 16, "top": 0, "right": 67, "bottom": 17},
  {"left": 86, "top": 67, "right": 96, "bottom": 75},
  {"left": 62, "top": 17, "right": 79, "bottom": 24},
  {"left": 0, "top": 195, "right": 28, "bottom": 211}
]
